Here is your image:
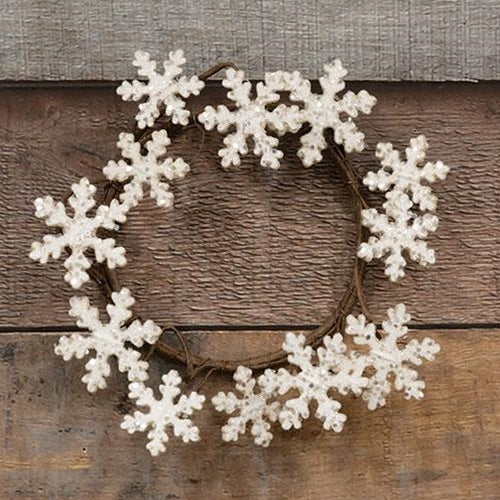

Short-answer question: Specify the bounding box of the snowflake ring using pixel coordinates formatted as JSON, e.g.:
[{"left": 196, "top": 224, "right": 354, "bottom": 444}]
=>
[{"left": 30, "top": 50, "right": 448, "bottom": 454}]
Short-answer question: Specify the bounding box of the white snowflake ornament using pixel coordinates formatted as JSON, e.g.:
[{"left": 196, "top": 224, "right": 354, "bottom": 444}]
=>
[
  {"left": 345, "top": 304, "right": 440, "bottom": 410},
  {"left": 122, "top": 371, "right": 205, "bottom": 456},
  {"left": 284, "top": 61, "right": 376, "bottom": 166},
  {"left": 214, "top": 304, "right": 438, "bottom": 445},
  {"left": 359, "top": 136, "right": 449, "bottom": 280},
  {"left": 358, "top": 191, "right": 440, "bottom": 281},
  {"left": 198, "top": 68, "right": 297, "bottom": 169},
  {"left": 55, "top": 288, "right": 161, "bottom": 392},
  {"left": 212, "top": 366, "right": 280, "bottom": 447},
  {"left": 364, "top": 135, "right": 450, "bottom": 211},
  {"left": 29, "top": 177, "right": 128, "bottom": 289},
  {"left": 118, "top": 50, "right": 204, "bottom": 129},
  {"left": 103, "top": 130, "right": 189, "bottom": 208},
  {"left": 260, "top": 332, "right": 367, "bottom": 432}
]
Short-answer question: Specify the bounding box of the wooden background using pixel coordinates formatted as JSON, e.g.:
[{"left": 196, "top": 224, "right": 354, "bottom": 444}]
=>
[
  {"left": 1, "top": 2, "right": 500, "bottom": 499},
  {"left": 3, "top": 0, "right": 500, "bottom": 81}
]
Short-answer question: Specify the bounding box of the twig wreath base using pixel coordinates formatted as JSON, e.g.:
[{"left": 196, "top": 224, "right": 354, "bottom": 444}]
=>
[
  {"left": 99, "top": 140, "right": 369, "bottom": 378},
  {"left": 30, "top": 50, "right": 448, "bottom": 455}
]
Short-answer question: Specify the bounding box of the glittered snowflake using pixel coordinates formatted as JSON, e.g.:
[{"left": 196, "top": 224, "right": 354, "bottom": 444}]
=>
[
  {"left": 345, "top": 303, "right": 440, "bottom": 410},
  {"left": 359, "top": 136, "right": 449, "bottom": 280},
  {"left": 284, "top": 60, "right": 376, "bottom": 166},
  {"left": 214, "top": 333, "right": 368, "bottom": 445},
  {"left": 122, "top": 371, "right": 205, "bottom": 456},
  {"left": 103, "top": 130, "right": 190, "bottom": 208},
  {"left": 198, "top": 68, "right": 299, "bottom": 169},
  {"left": 363, "top": 135, "right": 450, "bottom": 211},
  {"left": 29, "top": 177, "right": 128, "bottom": 289},
  {"left": 259, "top": 332, "right": 367, "bottom": 432},
  {"left": 118, "top": 50, "right": 204, "bottom": 129},
  {"left": 212, "top": 366, "right": 281, "bottom": 447},
  {"left": 55, "top": 288, "right": 161, "bottom": 393},
  {"left": 358, "top": 191, "right": 440, "bottom": 281},
  {"left": 214, "top": 303, "right": 438, "bottom": 445}
]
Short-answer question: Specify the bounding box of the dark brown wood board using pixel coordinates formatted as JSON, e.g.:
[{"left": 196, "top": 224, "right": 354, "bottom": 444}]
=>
[
  {"left": 1, "top": 83, "right": 499, "bottom": 328},
  {"left": 0, "top": 330, "right": 499, "bottom": 499},
  {"left": 0, "top": 82, "right": 499, "bottom": 499}
]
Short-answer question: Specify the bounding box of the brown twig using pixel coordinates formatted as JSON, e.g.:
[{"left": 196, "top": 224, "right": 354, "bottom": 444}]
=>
[{"left": 198, "top": 62, "right": 239, "bottom": 81}]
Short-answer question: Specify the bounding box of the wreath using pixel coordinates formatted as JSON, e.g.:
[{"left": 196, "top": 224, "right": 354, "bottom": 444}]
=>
[{"left": 30, "top": 50, "right": 449, "bottom": 455}]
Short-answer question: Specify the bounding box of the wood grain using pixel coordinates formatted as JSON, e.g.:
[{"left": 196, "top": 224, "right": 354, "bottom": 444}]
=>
[
  {"left": 1, "top": 0, "right": 500, "bottom": 82},
  {"left": 0, "top": 329, "right": 499, "bottom": 499},
  {"left": 1, "top": 83, "right": 499, "bottom": 328},
  {"left": 1, "top": 81, "right": 499, "bottom": 499}
]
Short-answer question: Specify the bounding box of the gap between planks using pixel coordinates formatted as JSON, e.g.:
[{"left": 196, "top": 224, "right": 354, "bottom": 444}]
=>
[
  {"left": 0, "top": 80, "right": 494, "bottom": 90},
  {"left": 0, "top": 323, "right": 498, "bottom": 335}
]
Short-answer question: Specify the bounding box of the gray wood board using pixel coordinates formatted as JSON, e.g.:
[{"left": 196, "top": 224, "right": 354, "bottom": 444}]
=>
[{"left": 1, "top": 0, "right": 500, "bottom": 82}]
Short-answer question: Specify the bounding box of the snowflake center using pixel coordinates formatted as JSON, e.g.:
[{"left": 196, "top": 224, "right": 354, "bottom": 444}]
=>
[
  {"left": 244, "top": 394, "right": 267, "bottom": 418},
  {"left": 301, "top": 367, "right": 329, "bottom": 392},
  {"left": 93, "top": 327, "right": 123, "bottom": 350},
  {"left": 241, "top": 106, "right": 267, "bottom": 131},
  {"left": 308, "top": 97, "right": 331, "bottom": 128},
  {"left": 66, "top": 217, "right": 95, "bottom": 244}
]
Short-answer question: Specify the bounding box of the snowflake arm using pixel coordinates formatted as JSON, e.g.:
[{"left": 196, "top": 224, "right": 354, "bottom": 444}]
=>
[
  {"left": 286, "top": 60, "right": 376, "bottom": 166},
  {"left": 54, "top": 288, "right": 161, "bottom": 392},
  {"left": 345, "top": 304, "right": 440, "bottom": 410},
  {"left": 211, "top": 366, "right": 280, "bottom": 447},
  {"left": 121, "top": 371, "right": 205, "bottom": 456},
  {"left": 358, "top": 191, "right": 439, "bottom": 281},
  {"left": 29, "top": 177, "right": 128, "bottom": 289},
  {"left": 118, "top": 50, "right": 204, "bottom": 129},
  {"left": 103, "top": 130, "right": 190, "bottom": 208}
]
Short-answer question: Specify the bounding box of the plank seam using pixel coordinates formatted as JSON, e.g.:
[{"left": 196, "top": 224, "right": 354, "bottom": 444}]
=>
[{"left": 0, "top": 323, "right": 499, "bottom": 334}]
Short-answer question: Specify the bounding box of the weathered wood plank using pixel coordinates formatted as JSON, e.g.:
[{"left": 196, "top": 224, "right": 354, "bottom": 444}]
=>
[
  {"left": 1, "top": 0, "right": 500, "bottom": 82},
  {"left": 1, "top": 83, "right": 499, "bottom": 326},
  {"left": 2, "top": 83, "right": 499, "bottom": 326},
  {"left": 0, "top": 329, "right": 499, "bottom": 499}
]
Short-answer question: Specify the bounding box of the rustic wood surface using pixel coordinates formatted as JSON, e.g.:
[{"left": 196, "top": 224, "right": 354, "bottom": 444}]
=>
[
  {"left": 1, "top": 83, "right": 499, "bottom": 328},
  {"left": 1, "top": 82, "right": 500, "bottom": 499},
  {"left": 0, "top": 330, "right": 499, "bottom": 499},
  {"left": 2, "top": 0, "right": 500, "bottom": 82}
]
